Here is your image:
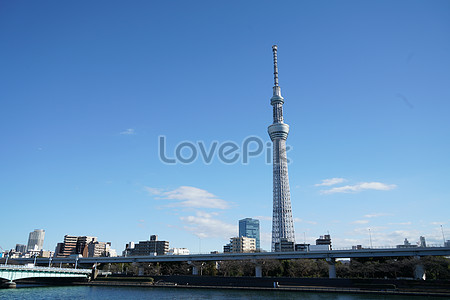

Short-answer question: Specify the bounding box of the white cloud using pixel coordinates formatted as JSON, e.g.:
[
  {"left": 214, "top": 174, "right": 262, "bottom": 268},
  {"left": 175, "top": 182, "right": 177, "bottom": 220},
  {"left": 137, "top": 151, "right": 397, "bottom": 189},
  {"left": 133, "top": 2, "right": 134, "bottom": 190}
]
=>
[
  {"left": 180, "top": 211, "right": 236, "bottom": 239},
  {"left": 145, "top": 186, "right": 230, "bottom": 209},
  {"left": 321, "top": 182, "right": 397, "bottom": 194},
  {"left": 315, "top": 178, "right": 347, "bottom": 187},
  {"left": 364, "top": 213, "right": 391, "bottom": 218},
  {"left": 294, "top": 218, "right": 317, "bottom": 225},
  {"left": 352, "top": 220, "right": 369, "bottom": 224},
  {"left": 138, "top": 219, "right": 145, "bottom": 228},
  {"left": 431, "top": 222, "right": 446, "bottom": 225},
  {"left": 388, "top": 222, "right": 412, "bottom": 225},
  {"left": 145, "top": 187, "right": 163, "bottom": 195},
  {"left": 260, "top": 232, "right": 272, "bottom": 244},
  {"left": 253, "top": 216, "right": 272, "bottom": 221},
  {"left": 120, "top": 128, "right": 136, "bottom": 135}
]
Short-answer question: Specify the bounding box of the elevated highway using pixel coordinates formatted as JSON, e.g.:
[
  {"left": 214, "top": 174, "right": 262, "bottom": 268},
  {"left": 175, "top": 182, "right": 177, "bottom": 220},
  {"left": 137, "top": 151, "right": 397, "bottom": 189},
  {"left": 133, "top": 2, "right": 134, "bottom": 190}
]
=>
[
  {"left": 13, "top": 246, "right": 450, "bottom": 280},
  {"left": 16, "top": 246, "right": 450, "bottom": 265}
]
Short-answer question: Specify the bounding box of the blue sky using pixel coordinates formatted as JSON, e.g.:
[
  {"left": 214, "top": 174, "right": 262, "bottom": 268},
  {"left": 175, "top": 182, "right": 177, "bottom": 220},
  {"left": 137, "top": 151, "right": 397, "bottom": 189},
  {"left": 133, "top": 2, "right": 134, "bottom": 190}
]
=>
[{"left": 1, "top": 0, "right": 449, "bottom": 254}]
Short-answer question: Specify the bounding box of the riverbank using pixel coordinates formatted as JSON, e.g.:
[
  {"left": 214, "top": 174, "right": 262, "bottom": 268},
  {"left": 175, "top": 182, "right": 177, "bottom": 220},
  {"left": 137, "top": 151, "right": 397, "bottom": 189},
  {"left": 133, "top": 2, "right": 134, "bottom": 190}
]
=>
[{"left": 76, "top": 276, "right": 450, "bottom": 297}]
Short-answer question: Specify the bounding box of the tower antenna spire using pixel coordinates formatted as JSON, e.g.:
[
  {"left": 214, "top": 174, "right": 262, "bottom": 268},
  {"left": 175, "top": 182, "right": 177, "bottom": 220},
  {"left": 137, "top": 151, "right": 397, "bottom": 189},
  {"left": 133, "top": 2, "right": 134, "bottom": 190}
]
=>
[{"left": 272, "top": 45, "right": 279, "bottom": 86}]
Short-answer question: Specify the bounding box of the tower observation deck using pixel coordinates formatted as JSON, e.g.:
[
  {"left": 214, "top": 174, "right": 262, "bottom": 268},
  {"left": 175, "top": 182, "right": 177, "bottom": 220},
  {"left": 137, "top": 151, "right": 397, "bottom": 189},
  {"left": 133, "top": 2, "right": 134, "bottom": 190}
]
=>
[{"left": 268, "top": 45, "right": 295, "bottom": 251}]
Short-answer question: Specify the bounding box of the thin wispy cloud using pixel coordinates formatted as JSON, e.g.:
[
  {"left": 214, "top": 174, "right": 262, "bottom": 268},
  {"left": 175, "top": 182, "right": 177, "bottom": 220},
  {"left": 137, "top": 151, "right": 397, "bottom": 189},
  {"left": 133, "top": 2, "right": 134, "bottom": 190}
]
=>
[
  {"left": 145, "top": 186, "right": 230, "bottom": 209},
  {"left": 431, "top": 222, "right": 446, "bottom": 225},
  {"left": 315, "top": 178, "right": 347, "bottom": 187},
  {"left": 180, "top": 211, "right": 236, "bottom": 239},
  {"left": 352, "top": 220, "right": 369, "bottom": 224},
  {"left": 253, "top": 216, "right": 272, "bottom": 221},
  {"left": 353, "top": 226, "right": 388, "bottom": 235},
  {"left": 138, "top": 219, "right": 145, "bottom": 228},
  {"left": 120, "top": 128, "right": 136, "bottom": 135},
  {"left": 364, "top": 213, "right": 392, "bottom": 218},
  {"left": 294, "top": 218, "right": 317, "bottom": 225},
  {"left": 321, "top": 182, "right": 397, "bottom": 195},
  {"left": 388, "top": 222, "right": 412, "bottom": 225},
  {"left": 260, "top": 232, "right": 272, "bottom": 244}
]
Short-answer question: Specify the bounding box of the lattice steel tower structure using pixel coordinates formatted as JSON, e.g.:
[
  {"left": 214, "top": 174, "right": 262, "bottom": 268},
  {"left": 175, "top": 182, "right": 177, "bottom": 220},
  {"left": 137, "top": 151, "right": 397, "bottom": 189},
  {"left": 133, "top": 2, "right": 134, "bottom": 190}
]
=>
[{"left": 268, "top": 45, "right": 295, "bottom": 251}]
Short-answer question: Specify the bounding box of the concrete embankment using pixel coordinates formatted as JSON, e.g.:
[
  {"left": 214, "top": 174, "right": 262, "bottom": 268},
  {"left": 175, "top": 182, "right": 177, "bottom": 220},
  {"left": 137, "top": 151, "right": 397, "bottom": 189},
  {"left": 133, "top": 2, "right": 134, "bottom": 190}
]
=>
[{"left": 79, "top": 276, "right": 450, "bottom": 297}]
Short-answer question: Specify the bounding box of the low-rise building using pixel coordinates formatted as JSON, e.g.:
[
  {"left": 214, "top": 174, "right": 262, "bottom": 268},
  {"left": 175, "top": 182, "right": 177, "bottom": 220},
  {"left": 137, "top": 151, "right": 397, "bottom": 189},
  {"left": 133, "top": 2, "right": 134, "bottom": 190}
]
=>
[
  {"left": 293, "top": 234, "right": 332, "bottom": 252},
  {"left": 316, "top": 234, "right": 332, "bottom": 249},
  {"left": 397, "top": 238, "right": 418, "bottom": 249},
  {"left": 168, "top": 248, "right": 190, "bottom": 255},
  {"left": 123, "top": 242, "right": 135, "bottom": 256},
  {"left": 295, "top": 243, "right": 310, "bottom": 251},
  {"left": 127, "top": 235, "right": 169, "bottom": 256},
  {"left": 223, "top": 243, "right": 232, "bottom": 253},
  {"left": 275, "top": 238, "right": 294, "bottom": 252},
  {"left": 224, "top": 236, "right": 256, "bottom": 253}
]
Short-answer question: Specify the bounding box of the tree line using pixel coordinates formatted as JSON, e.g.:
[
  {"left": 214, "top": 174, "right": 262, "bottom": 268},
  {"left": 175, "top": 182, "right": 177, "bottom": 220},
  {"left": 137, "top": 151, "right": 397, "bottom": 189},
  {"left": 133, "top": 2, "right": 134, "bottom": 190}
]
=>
[{"left": 103, "top": 256, "right": 450, "bottom": 280}]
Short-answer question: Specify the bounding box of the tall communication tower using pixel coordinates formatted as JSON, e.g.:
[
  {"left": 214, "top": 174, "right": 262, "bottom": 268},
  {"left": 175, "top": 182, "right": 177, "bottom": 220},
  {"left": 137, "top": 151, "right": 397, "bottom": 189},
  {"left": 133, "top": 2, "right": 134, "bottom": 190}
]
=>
[{"left": 268, "top": 45, "right": 295, "bottom": 251}]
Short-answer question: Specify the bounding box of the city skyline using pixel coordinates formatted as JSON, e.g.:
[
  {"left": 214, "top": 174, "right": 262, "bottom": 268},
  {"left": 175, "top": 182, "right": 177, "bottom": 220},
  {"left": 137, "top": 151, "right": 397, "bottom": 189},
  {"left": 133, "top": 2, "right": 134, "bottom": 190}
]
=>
[{"left": 1, "top": 1, "right": 449, "bottom": 253}]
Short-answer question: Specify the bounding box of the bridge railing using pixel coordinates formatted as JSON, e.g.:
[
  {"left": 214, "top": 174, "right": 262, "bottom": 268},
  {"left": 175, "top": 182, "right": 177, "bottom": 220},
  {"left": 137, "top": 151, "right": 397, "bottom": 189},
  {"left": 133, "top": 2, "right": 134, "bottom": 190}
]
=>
[{"left": 332, "top": 244, "right": 445, "bottom": 251}]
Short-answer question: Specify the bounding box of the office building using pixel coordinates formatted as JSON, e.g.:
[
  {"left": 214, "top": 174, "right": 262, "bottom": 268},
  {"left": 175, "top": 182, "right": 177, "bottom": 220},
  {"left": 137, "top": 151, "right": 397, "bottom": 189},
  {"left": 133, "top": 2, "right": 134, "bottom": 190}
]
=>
[
  {"left": 419, "top": 236, "right": 426, "bottom": 247},
  {"left": 27, "top": 229, "right": 45, "bottom": 251},
  {"left": 76, "top": 236, "right": 97, "bottom": 257},
  {"left": 15, "top": 244, "right": 27, "bottom": 253},
  {"left": 239, "top": 218, "right": 260, "bottom": 250},
  {"left": 55, "top": 235, "right": 114, "bottom": 257},
  {"left": 56, "top": 235, "right": 78, "bottom": 257}
]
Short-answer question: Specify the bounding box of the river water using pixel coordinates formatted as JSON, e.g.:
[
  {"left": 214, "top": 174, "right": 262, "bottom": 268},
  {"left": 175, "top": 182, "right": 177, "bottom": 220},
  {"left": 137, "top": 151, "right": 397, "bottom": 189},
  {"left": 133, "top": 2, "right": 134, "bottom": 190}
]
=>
[{"left": 0, "top": 285, "right": 423, "bottom": 300}]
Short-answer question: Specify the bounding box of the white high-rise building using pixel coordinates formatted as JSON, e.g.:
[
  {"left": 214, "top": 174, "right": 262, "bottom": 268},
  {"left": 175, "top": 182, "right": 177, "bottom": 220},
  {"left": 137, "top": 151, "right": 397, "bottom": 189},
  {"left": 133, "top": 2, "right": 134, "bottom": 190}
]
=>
[
  {"left": 268, "top": 45, "right": 295, "bottom": 251},
  {"left": 27, "top": 229, "right": 45, "bottom": 251}
]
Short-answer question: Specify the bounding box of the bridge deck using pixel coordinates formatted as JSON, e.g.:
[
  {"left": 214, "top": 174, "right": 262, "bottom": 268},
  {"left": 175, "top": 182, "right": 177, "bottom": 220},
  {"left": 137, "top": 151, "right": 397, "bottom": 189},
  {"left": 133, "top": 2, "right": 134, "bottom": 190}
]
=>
[{"left": 0, "top": 265, "right": 91, "bottom": 282}]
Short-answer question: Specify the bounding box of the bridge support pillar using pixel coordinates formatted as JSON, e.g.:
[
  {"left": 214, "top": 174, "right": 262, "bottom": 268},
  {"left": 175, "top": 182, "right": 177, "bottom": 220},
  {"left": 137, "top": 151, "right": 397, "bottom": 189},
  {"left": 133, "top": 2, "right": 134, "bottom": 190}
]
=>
[
  {"left": 326, "top": 258, "right": 336, "bottom": 279},
  {"left": 255, "top": 264, "right": 262, "bottom": 278},
  {"left": 192, "top": 266, "right": 199, "bottom": 275},
  {"left": 1, "top": 281, "right": 16, "bottom": 289},
  {"left": 414, "top": 257, "right": 426, "bottom": 280},
  {"left": 188, "top": 260, "right": 203, "bottom": 275}
]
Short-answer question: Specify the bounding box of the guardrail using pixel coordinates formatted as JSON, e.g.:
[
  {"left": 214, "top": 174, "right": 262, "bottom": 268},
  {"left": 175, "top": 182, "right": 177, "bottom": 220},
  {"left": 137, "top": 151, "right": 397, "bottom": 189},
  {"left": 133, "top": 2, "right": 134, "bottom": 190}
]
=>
[{"left": 332, "top": 244, "right": 444, "bottom": 250}]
